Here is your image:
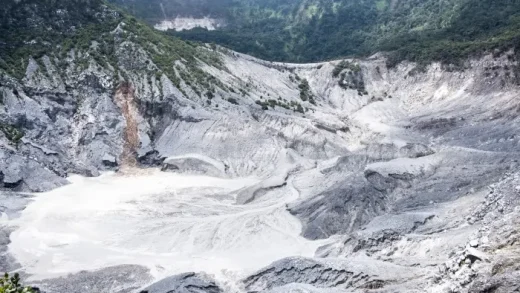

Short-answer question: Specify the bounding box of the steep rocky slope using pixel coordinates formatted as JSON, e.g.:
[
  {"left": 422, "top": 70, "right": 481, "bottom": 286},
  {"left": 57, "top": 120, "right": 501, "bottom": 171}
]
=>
[{"left": 2, "top": 1, "right": 520, "bottom": 293}]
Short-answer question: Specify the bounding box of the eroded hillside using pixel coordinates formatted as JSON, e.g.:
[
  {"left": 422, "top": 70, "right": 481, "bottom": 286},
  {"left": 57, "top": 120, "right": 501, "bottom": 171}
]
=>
[{"left": 1, "top": 1, "right": 520, "bottom": 293}]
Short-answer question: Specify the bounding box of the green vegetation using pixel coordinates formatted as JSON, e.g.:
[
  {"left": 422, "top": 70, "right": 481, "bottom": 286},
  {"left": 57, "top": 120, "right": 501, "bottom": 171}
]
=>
[
  {"left": 227, "top": 97, "right": 238, "bottom": 105},
  {"left": 333, "top": 60, "right": 361, "bottom": 78},
  {"left": 130, "top": 0, "right": 520, "bottom": 67},
  {"left": 0, "top": 0, "right": 119, "bottom": 78},
  {"left": 0, "top": 124, "right": 24, "bottom": 144},
  {"left": 123, "top": 15, "right": 224, "bottom": 91},
  {"left": 0, "top": 273, "right": 34, "bottom": 293},
  {"left": 333, "top": 61, "right": 367, "bottom": 95},
  {"left": 0, "top": 0, "right": 224, "bottom": 97},
  {"left": 298, "top": 79, "right": 315, "bottom": 105},
  {"left": 108, "top": 0, "right": 232, "bottom": 23},
  {"left": 256, "top": 99, "right": 306, "bottom": 113},
  {"left": 380, "top": 1, "right": 520, "bottom": 68}
]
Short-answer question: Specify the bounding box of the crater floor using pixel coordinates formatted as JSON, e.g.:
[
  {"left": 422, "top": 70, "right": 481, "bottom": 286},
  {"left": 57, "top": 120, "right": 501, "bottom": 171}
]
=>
[{"left": 8, "top": 170, "right": 327, "bottom": 287}]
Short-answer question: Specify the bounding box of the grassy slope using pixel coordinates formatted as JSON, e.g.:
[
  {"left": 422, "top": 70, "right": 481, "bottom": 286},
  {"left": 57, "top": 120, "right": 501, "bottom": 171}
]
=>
[{"left": 0, "top": 0, "right": 222, "bottom": 95}]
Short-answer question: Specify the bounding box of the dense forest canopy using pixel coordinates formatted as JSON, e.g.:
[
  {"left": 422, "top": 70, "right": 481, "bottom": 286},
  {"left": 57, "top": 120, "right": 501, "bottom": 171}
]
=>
[
  {"left": 0, "top": 0, "right": 115, "bottom": 77},
  {"left": 108, "top": 0, "right": 234, "bottom": 21},
  {"left": 109, "top": 0, "right": 520, "bottom": 66}
]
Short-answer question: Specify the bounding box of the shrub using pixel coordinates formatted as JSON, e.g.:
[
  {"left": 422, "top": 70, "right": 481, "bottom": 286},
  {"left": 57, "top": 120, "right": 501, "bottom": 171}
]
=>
[
  {"left": 298, "top": 79, "right": 314, "bottom": 102},
  {"left": 205, "top": 91, "right": 214, "bottom": 99},
  {"left": 228, "top": 98, "right": 238, "bottom": 105},
  {"left": 0, "top": 273, "right": 34, "bottom": 293},
  {"left": 0, "top": 124, "right": 24, "bottom": 144},
  {"left": 333, "top": 61, "right": 348, "bottom": 77},
  {"left": 333, "top": 60, "right": 362, "bottom": 77}
]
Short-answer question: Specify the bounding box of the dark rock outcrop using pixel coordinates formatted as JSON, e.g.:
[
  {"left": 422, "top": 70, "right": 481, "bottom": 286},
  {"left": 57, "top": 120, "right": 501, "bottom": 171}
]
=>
[{"left": 140, "top": 273, "right": 222, "bottom": 293}]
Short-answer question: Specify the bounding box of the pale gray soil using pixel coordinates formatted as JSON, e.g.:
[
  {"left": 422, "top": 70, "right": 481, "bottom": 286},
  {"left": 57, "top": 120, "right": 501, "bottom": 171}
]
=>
[{"left": 1, "top": 26, "right": 520, "bottom": 292}]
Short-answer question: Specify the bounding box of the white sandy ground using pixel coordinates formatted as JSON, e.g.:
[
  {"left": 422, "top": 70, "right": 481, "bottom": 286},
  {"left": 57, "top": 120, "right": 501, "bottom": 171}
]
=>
[
  {"left": 6, "top": 170, "right": 330, "bottom": 288},
  {"left": 154, "top": 17, "right": 223, "bottom": 31}
]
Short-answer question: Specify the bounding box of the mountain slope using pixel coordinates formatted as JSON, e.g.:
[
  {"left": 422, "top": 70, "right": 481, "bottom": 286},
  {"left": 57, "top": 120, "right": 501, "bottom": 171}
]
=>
[
  {"left": 0, "top": 0, "right": 225, "bottom": 191},
  {"left": 108, "top": 0, "right": 232, "bottom": 22},
  {"left": 2, "top": 0, "right": 520, "bottom": 293},
  {"left": 110, "top": 0, "right": 520, "bottom": 65}
]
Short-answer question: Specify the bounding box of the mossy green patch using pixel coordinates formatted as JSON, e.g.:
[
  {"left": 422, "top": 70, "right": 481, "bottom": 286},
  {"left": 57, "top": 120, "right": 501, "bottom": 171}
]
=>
[{"left": 0, "top": 123, "right": 24, "bottom": 144}]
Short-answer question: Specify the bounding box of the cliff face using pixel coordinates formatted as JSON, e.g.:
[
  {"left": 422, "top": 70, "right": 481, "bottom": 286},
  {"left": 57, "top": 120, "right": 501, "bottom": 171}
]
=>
[
  {"left": 2, "top": 41, "right": 519, "bottom": 194},
  {"left": 2, "top": 2, "right": 520, "bottom": 292}
]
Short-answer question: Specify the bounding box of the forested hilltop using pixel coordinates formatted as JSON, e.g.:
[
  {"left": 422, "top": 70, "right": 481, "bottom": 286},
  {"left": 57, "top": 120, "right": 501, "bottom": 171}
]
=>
[
  {"left": 111, "top": 0, "right": 520, "bottom": 66},
  {"left": 108, "top": 0, "right": 233, "bottom": 22}
]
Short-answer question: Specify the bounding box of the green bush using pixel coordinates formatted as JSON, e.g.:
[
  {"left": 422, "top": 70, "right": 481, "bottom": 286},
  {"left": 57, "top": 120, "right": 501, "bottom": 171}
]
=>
[
  {"left": 227, "top": 97, "right": 238, "bottom": 105},
  {"left": 298, "top": 79, "right": 314, "bottom": 102},
  {"left": 0, "top": 124, "right": 24, "bottom": 144},
  {"left": 333, "top": 61, "right": 361, "bottom": 77},
  {"left": 0, "top": 273, "right": 34, "bottom": 293}
]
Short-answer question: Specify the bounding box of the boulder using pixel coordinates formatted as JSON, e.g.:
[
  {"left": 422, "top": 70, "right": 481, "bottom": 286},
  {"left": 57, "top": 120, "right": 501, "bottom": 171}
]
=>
[{"left": 140, "top": 273, "right": 222, "bottom": 293}]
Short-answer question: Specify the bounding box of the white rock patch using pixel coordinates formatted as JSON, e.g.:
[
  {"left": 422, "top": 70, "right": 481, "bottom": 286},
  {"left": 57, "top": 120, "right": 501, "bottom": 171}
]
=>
[
  {"left": 8, "top": 170, "right": 327, "bottom": 284},
  {"left": 154, "top": 17, "right": 223, "bottom": 31}
]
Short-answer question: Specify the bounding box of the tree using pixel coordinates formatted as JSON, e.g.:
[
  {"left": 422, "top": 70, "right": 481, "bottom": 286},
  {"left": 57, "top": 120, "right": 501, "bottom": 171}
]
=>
[{"left": 0, "top": 273, "right": 34, "bottom": 293}]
